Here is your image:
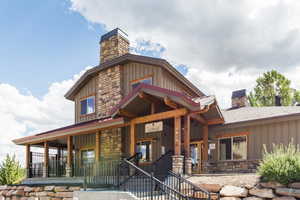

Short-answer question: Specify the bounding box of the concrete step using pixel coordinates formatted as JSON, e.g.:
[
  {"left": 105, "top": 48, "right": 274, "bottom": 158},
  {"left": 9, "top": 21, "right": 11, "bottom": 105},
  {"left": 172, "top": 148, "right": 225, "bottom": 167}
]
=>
[{"left": 74, "top": 190, "right": 138, "bottom": 200}]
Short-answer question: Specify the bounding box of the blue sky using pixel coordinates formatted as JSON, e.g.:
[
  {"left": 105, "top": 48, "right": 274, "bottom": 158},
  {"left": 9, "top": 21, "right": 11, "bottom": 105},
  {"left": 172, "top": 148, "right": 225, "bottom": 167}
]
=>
[{"left": 0, "top": 0, "right": 104, "bottom": 97}]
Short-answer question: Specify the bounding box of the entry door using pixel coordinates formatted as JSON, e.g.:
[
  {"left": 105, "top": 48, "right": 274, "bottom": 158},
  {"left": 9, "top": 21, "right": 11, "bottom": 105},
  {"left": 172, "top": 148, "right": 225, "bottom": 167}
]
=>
[{"left": 190, "top": 141, "right": 204, "bottom": 174}]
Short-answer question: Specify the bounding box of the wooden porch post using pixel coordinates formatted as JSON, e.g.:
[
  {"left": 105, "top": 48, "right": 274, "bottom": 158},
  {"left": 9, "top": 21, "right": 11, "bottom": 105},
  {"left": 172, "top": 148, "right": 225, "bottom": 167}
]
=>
[
  {"left": 174, "top": 116, "right": 181, "bottom": 156},
  {"left": 25, "top": 144, "right": 31, "bottom": 178},
  {"left": 172, "top": 116, "right": 184, "bottom": 174},
  {"left": 95, "top": 131, "right": 101, "bottom": 162},
  {"left": 43, "top": 142, "right": 49, "bottom": 178},
  {"left": 184, "top": 115, "right": 192, "bottom": 175},
  {"left": 203, "top": 124, "right": 209, "bottom": 162},
  {"left": 66, "top": 136, "right": 73, "bottom": 177},
  {"left": 130, "top": 122, "right": 136, "bottom": 156}
]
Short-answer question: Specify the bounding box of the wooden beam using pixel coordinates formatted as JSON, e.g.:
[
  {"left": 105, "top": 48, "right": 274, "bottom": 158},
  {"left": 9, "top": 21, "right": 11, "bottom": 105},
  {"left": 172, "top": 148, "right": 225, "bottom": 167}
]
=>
[
  {"left": 184, "top": 115, "right": 191, "bottom": 158},
  {"left": 44, "top": 142, "right": 49, "bottom": 177},
  {"left": 174, "top": 116, "right": 181, "bottom": 156},
  {"left": 118, "top": 109, "right": 136, "bottom": 118},
  {"left": 67, "top": 136, "right": 73, "bottom": 168},
  {"left": 151, "top": 103, "right": 155, "bottom": 114},
  {"left": 207, "top": 118, "right": 225, "bottom": 125},
  {"left": 202, "top": 124, "right": 209, "bottom": 161},
  {"left": 138, "top": 92, "right": 159, "bottom": 104},
  {"left": 95, "top": 131, "right": 101, "bottom": 162},
  {"left": 132, "top": 108, "right": 188, "bottom": 125},
  {"left": 130, "top": 122, "right": 136, "bottom": 156},
  {"left": 190, "top": 113, "right": 206, "bottom": 124},
  {"left": 164, "top": 97, "right": 178, "bottom": 109}
]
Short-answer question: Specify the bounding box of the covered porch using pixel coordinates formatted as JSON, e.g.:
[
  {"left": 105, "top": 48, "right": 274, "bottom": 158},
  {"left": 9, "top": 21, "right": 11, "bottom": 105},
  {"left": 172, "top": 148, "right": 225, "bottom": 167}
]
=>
[{"left": 14, "top": 84, "right": 224, "bottom": 182}]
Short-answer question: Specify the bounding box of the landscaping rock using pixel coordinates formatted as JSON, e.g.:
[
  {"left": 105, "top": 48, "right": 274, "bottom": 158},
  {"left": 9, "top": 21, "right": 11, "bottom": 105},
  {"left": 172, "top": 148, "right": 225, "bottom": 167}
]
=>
[
  {"left": 243, "top": 197, "right": 263, "bottom": 200},
  {"left": 220, "top": 185, "right": 248, "bottom": 197},
  {"left": 68, "top": 186, "right": 81, "bottom": 191},
  {"left": 220, "top": 198, "right": 241, "bottom": 200},
  {"left": 260, "top": 181, "right": 284, "bottom": 189},
  {"left": 273, "top": 197, "right": 296, "bottom": 200},
  {"left": 23, "top": 187, "right": 33, "bottom": 193},
  {"left": 54, "top": 192, "right": 73, "bottom": 198},
  {"left": 12, "top": 190, "right": 25, "bottom": 196},
  {"left": 44, "top": 186, "right": 55, "bottom": 191},
  {"left": 198, "top": 184, "right": 222, "bottom": 192},
  {"left": 35, "top": 192, "right": 47, "bottom": 197},
  {"left": 249, "top": 188, "right": 275, "bottom": 198},
  {"left": 275, "top": 188, "right": 300, "bottom": 198},
  {"left": 54, "top": 186, "right": 68, "bottom": 192},
  {"left": 33, "top": 187, "right": 43, "bottom": 192},
  {"left": 288, "top": 182, "right": 300, "bottom": 189}
]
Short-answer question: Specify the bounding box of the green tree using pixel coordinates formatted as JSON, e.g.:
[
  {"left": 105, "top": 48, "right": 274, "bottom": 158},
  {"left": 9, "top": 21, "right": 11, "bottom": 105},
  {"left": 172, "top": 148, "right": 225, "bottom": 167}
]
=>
[
  {"left": 248, "top": 70, "right": 299, "bottom": 106},
  {"left": 0, "top": 154, "right": 25, "bottom": 185}
]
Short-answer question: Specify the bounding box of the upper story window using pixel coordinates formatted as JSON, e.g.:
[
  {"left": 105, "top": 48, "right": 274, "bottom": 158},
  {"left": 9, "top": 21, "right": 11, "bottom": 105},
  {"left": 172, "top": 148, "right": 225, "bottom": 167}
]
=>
[
  {"left": 80, "top": 96, "right": 95, "bottom": 115},
  {"left": 219, "top": 135, "right": 247, "bottom": 161},
  {"left": 131, "top": 75, "right": 153, "bottom": 89}
]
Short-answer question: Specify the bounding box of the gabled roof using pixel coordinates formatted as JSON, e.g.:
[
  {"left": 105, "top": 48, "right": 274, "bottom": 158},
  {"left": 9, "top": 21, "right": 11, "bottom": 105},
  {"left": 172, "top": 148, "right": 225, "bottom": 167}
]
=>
[
  {"left": 65, "top": 53, "right": 204, "bottom": 100},
  {"left": 222, "top": 106, "right": 300, "bottom": 125}
]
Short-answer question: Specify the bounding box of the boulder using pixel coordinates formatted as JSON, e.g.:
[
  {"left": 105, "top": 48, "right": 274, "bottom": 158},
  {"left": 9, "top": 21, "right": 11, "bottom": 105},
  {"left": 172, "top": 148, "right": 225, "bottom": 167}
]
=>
[
  {"left": 23, "top": 187, "right": 33, "bottom": 193},
  {"left": 260, "top": 181, "right": 284, "bottom": 189},
  {"left": 276, "top": 188, "right": 300, "bottom": 198},
  {"left": 288, "top": 183, "right": 300, "bottom": 189},
  {"left": 198, "top": 184, "right": 222, "bottom": 193},
  {"left": 44, "top": 186, "right": 55, "bottom": 191},
  {"left": 273, "top": 197, "right": 296, "bottom": 200},
  {"left": 68, "top": 186, "right": 81, "bottom": 191},
  {"left": 12, "top": 190, "right": 25, "bottom": 196},
  {"left": 220, "top": 186, "right": 248, "bottom": 197},
  {"left": 249, "top": 188, "right": 275, "bottom": 198},
  {"left": 35, "top": 191, "right": 47, "bottom": 197},
  {"left": 54, "top": 186, "right": 68, "bottom": 192},
  {"left": 243, "top": 197, "right": 263, "bottom": 200},
  {"left": 39, "top": 197, "right": 50, "bottom": 200},
  {"left": 54, "top": 192, "right": 73, "bottom": 198},
  {"left": 220, "top": 198, "right": 241, "bottom": 200}
]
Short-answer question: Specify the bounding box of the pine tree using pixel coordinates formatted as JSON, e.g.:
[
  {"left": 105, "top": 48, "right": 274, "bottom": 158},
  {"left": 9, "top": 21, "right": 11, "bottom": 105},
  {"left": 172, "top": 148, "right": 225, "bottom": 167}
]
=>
[{"left": 0, "top": 154, "right": 25, "bottom": 185}]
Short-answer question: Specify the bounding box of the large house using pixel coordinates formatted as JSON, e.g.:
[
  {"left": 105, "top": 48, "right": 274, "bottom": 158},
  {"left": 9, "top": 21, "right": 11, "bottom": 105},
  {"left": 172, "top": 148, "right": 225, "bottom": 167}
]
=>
[{"left": 13, "top": 28, "right": 300, "bottom": 183}]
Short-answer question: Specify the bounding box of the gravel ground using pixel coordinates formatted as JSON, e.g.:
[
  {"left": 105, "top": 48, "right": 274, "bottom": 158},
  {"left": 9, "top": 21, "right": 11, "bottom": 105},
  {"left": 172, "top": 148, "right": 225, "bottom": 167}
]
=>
[{"left": 187, "top": 173, "right": 260, "bottom": 188}]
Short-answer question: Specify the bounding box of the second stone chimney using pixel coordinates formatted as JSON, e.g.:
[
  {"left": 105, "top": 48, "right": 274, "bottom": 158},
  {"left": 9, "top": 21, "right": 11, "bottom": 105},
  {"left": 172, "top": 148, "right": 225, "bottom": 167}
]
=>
[
  {"left": 100, "top": 28, "right": 129, "bottom": 63},
  {"left": 231, "top": 89, "right": 249, "bottom": 108}
]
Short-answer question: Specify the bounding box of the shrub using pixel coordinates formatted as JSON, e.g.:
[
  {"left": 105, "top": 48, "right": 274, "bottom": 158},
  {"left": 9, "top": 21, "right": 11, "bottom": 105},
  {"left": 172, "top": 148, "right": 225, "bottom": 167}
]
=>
[
  {"left": 0, "top": 154, "right": 25, "bottom": 185},
  {"left": 258, "top": 142, "right": 300, "bottom": 185}
]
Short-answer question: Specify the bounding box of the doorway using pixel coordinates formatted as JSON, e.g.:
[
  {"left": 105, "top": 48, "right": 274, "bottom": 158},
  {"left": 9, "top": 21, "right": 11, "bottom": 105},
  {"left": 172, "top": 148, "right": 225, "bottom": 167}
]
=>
[{"left": 190, "top": 141, "right": 204, "bottom": 174}]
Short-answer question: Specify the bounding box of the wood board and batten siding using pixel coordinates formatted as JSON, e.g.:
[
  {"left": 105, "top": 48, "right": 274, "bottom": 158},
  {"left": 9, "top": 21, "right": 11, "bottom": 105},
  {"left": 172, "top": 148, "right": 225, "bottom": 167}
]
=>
[
  {"left": 122, "top": 62, "right": 198, "bottom": 97},
  {"left": 74, "top": 76, "right": 98, "bottom": 123},
  {"left": 209, "top": 115, "right": 300, "bottom": 161}
]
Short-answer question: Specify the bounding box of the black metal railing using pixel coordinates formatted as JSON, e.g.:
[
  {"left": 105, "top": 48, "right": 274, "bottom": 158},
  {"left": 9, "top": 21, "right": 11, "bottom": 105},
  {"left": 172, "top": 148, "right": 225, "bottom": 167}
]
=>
[
  {"left": 29, "top": 162, "right": 44, "bottom": 178},
  {"left": 167, "top": 171, "right": 214, "bottom": 200},
  {"left": 119, "top": 158, "right": 189, "bottom": 200}
]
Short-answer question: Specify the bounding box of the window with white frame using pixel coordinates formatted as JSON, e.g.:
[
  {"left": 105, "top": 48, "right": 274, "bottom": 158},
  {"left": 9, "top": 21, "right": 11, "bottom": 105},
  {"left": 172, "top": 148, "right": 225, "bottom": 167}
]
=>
[
  {"left": 219, "top": 135, "right": 247, "bottom": 160},
  {"left": 80, "top": 96, "right": 95, "bottom": 115}
]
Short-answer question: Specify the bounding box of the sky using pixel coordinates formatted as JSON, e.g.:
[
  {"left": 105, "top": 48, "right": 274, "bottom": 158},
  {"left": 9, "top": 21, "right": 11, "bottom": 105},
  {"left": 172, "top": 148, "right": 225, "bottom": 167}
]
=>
[{"left": 2, "top": 0, "right": 300, "bottom": 164}]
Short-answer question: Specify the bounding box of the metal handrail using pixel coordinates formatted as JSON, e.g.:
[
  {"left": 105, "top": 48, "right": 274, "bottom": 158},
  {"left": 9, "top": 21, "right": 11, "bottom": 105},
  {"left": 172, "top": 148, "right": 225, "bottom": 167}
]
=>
[
  {"left": 168, "top": 170, "right": 212, "bottom": 200},
  {"left": 122, "top": 158, "right": 188, "bottom": 199}
]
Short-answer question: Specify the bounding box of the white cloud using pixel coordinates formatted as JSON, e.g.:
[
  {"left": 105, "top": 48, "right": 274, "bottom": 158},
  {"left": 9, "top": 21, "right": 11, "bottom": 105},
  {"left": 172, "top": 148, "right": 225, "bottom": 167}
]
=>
[
  {"left": 0, "top": 67, "right": 90, "bottom": 165},
  {"left": 69, "top": 0, "right": 300, "bottom": 108}
]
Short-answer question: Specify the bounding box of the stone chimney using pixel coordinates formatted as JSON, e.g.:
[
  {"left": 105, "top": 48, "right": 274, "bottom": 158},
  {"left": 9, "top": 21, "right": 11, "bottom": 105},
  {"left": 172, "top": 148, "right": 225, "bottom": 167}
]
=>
[
  {"left": 231, "top": 89, "right": 249, "bottom": 108},
  {"left": 100, "top": 28, "right": 129, "bottom": 63}
]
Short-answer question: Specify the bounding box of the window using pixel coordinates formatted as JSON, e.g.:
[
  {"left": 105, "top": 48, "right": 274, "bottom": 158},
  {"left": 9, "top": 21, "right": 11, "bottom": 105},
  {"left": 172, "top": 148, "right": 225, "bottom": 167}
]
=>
[
  {"left": 131, "top": 76, "right": 152, "bottom": 89},
  {"left": 80, "top": 96, "right": 95, "bottom": 115},
  {"left": 136, "top": 140, "right": 152, "bottom": 162},
  {"left": 219, "top": 136, "right": 247, "bottom": 160},
  {"left": 81, "top": 149, "right": 95, "bottom": 165}
]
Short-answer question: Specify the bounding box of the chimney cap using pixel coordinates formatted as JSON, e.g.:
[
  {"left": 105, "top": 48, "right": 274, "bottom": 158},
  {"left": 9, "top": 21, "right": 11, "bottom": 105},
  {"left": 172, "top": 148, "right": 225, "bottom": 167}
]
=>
[
  {"left": 232, "top": 89, "right": 246, "bottom": 99},
  {"left": 100, "top": 28, "right": 128, "bottom": 43}
]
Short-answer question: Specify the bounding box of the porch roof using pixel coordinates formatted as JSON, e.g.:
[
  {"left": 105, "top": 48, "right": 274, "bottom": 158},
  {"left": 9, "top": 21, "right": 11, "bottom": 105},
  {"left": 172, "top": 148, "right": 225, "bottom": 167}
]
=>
[
  {"left": 110, "top": 83, "right": 224, "bottom": 121},
  {"left": 12, "top": 117, "right": 125, "bottom": 145}
]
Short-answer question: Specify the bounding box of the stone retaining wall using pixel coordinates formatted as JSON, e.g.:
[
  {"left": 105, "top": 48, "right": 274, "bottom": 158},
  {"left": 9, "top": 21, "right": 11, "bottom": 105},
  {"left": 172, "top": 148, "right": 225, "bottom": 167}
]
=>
[
  {"left": 204, "top": 160, "right": 260, "bottom": 173},
  {"left": 0, "top": 185, "right": 81, "bottom": 200},
  {"left": 198, "top": 181, "right": 300, "bottom": 200}
]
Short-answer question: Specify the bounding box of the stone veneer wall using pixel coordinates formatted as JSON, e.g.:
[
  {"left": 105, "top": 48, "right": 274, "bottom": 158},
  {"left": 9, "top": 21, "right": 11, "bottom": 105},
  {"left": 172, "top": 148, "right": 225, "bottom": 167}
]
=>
[
  {"left": 100, "top": 128, "right": 122, "bottom": 159},
  {"left": 97, "top": 65, "right": 122, "bottom": 118},
  {"left": 0, "top": 185, "right": 81, "bottom": 200},
  {"left": 100, "top": 34, "right": 129, "bottom": 63},
  {"left": 204, "top": 160, "right": 260, "bottom": 173}
]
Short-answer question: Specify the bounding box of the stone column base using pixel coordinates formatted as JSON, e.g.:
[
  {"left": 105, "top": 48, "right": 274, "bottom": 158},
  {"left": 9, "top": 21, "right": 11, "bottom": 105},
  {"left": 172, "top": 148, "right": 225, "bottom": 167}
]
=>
[
  {"left": 43, "top": 166, "right": 48, "bottom": 178},
  {"left": 66, "top": 165, "right": 73, "bottom": 177},
  {"left": 172, "top": 155, "right": 184, "bottom": 174},
  {"left": 185, "top": 158, "right": 192, "bottom": 175}
]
